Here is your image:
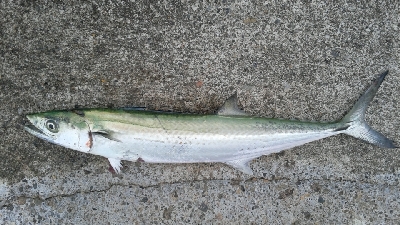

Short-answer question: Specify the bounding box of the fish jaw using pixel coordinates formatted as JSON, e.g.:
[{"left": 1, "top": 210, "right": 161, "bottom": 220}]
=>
[{"left": 24, "top": 121, "right": 57, "bottom": 145}]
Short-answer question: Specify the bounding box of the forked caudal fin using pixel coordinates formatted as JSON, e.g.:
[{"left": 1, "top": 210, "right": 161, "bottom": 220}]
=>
[{"left": 340, "top": 70, "right": 397, "bottom": 148}]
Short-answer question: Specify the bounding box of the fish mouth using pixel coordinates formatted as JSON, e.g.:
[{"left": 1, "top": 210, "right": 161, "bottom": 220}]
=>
[{"left": 24, "top": 120, "right": 55, "bottom": 143}]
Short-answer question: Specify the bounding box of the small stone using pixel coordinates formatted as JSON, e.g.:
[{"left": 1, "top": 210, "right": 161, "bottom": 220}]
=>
[
  {"left": 199, "top": 202, "right": 208, "bottom": 212},
  {"left": 17, "top": 197, "right": 26, "bottom": 205}
]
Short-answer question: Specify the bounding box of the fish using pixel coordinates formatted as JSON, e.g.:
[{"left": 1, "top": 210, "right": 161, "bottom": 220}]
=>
[{"left": 24, "top": 71, "right": 397, "bottom": 175}]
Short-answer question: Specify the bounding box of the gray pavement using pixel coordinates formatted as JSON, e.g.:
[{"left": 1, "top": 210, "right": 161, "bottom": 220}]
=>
[{"left": 1, "top": 0, "right": 400, "bottom": 224}]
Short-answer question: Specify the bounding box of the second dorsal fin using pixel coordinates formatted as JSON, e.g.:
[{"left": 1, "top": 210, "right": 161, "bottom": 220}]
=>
[{"left": 217, "top": 93, "right": 248, "bottom": 116}]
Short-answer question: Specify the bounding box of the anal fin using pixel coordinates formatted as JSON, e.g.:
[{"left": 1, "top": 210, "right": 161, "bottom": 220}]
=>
[
  {"left": 108, "top": 158, "right": 122, "bottom": 173},
  {"left": 225, "top": 159, "right": 254, "bottom": 175}
]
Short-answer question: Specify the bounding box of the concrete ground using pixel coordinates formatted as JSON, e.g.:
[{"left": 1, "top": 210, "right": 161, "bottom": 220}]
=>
[{"left": 1, "top": 0, "right": 399, "bottom": 224}]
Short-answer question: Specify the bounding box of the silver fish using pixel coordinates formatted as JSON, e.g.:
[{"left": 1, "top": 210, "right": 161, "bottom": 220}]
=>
[{"left": 24, "top": 71, "right": 397, "bottom": 174}]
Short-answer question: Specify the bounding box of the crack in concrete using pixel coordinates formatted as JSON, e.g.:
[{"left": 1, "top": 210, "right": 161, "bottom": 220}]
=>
[{"left": 1, "top": 175, "right": 398, "bottom": 210}]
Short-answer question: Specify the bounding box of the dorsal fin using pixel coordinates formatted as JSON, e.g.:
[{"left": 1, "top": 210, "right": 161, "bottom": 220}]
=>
[{"left": 217, "top": 93, "right": 248, "bottom": 116}]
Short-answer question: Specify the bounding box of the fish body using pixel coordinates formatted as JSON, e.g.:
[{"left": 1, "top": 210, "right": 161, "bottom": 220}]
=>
[{"left": 24, "top": 71, "right": 397, "bottom": 174}]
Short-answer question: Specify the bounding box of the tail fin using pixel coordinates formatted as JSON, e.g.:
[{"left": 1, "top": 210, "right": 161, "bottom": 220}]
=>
[{"left": 340, "top": 70, "right": 397, "bottom": 148}]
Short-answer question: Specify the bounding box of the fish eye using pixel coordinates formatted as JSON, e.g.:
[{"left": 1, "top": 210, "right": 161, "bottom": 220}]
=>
[{"left": 45, "top": 120, "right": 59, "bottom": 133}]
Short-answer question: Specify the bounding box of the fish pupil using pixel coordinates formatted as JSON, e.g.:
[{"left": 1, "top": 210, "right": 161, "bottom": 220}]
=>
[{"left": 46, "top": 120, "right": 58, "bottom": 133}]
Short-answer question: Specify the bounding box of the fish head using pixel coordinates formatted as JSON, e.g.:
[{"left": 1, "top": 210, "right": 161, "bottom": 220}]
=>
[{"left": 24, "top": 111, "right": 93, "bottom": 152}]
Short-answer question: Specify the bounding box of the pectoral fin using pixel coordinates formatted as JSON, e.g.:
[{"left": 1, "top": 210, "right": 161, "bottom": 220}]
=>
[
  {"left": 217, "top": 93, "right": 248, "bottom": 116},
  {"left": 108, "top": 158, "right": 122, "bottom": 173},
  {"left": 92, "top": 130, "right": 121, "bottom": 142},
  {"left": 225, "top": 159, "right": 253, "bottom": 175}
]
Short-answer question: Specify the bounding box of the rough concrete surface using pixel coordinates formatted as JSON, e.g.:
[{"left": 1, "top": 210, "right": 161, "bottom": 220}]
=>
[{"left": 0, "top": 0, "right": 399, "bottom": 224}]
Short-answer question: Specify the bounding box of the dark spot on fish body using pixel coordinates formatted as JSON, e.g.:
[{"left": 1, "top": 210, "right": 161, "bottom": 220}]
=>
[{"left": 137, "top": 157, "right": 145, "bottom": 162}]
